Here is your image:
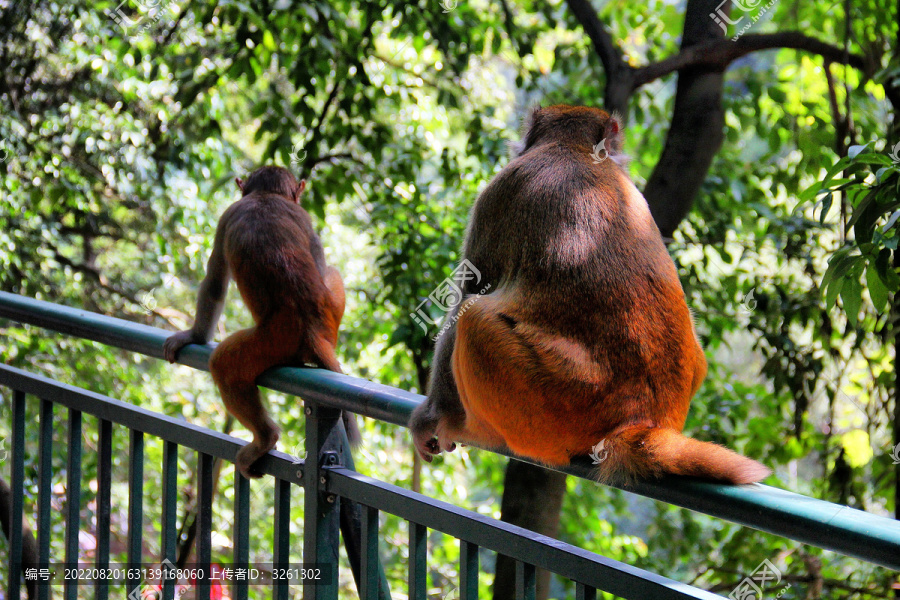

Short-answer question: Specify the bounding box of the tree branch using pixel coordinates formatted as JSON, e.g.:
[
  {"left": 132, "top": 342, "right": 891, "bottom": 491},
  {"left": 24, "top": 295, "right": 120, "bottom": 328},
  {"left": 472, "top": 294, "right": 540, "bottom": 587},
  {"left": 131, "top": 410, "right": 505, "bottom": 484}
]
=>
[
  {"left": 51, "top": 250, "right": 181, "bottom": 327},
  {"left": 633, "top": 32, "right": 868, "bottom": 88},
  {"left": 564, "top": 0, "right": 628, "bottom": 77}
]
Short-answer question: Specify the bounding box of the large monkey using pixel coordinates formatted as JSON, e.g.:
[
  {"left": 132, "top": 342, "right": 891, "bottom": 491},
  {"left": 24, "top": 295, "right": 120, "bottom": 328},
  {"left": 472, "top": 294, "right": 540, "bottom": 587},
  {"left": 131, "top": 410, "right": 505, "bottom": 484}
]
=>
[
  {"left": 410, "top": 106, "right": 769, "bottom": 485},
  {"left": 164, "top": 166, "right": 356, "bottom": 478}
]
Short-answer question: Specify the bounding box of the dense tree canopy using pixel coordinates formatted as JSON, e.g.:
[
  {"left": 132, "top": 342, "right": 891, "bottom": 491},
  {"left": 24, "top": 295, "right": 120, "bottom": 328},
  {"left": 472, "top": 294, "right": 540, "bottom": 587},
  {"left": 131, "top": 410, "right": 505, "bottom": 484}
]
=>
[{"left": 0, "top": 0, "right": 899, "bottom": 598}]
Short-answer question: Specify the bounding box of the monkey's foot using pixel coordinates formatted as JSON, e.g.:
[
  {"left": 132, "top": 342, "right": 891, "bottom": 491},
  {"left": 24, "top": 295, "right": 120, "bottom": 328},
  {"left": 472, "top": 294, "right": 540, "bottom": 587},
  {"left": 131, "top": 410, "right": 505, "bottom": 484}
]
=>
[
  {"left": 235, "top": 431, "right": 280, "bottom": 479},
  {"left": 413, "top": 421, "right": 459, "bottom": 463},
  {"left": 434, "top": 421, "right": 458, "bottom": 453},
  {"left": 163, "top": 330, "right": 197, "bottom": 363},
  {"left": 412, "top": 429, "right": 439, "bottom": 462}
]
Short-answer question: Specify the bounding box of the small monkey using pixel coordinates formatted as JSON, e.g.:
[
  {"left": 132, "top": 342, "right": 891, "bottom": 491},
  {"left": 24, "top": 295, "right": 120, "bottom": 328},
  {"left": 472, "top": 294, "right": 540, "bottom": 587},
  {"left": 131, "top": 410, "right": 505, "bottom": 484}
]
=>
[
  {"left": 410, "top": 106, "right": 769, "bottom": 485},
  {"left": 164, "top": 166, "right": 357, "bottom": 478}
]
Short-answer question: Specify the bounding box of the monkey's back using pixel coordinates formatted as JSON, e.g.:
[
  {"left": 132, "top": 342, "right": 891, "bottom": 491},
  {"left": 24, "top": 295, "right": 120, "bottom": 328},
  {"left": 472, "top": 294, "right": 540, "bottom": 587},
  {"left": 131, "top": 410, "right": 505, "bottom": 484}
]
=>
[
  {"left": 219, "top": 193, "right": 330, "bottom": 325},
  {"left": 456, "top": 143, "right": 706, "bottom": 452}
]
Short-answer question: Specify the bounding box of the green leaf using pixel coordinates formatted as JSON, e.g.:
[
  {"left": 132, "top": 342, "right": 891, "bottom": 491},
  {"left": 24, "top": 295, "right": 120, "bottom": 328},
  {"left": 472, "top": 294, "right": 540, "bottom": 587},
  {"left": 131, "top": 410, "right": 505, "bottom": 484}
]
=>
[
  {"left": 818, "top": 192, "right": 833, "bottom": 224},
  {"left": 823, "top": 273, "right": 844, "bottom": 309},
  {"left": 883, "top": 209, "right": 900, "bottom": 233},
  {"left": 847, "top": 144, "right": 870, "bottom": 159},
  {"left": 840, "top": 277, "right": 862, "bottom": 327},
  {"left": 866, "top": 266, "right": 889, "bottom": 312},
  {"left": 850, "top": 153, "right": 894, "bottom": 166}
]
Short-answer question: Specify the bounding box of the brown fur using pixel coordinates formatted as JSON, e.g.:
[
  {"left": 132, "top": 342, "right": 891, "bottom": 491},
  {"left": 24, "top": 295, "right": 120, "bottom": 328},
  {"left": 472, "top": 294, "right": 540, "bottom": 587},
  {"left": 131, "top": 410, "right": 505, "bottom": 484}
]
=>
[
  {"left": 409, "top": 106, "right": 769, "bottom": 485},
  {"left": 164, "top": 166, "right": 356, "bottom": 478}
]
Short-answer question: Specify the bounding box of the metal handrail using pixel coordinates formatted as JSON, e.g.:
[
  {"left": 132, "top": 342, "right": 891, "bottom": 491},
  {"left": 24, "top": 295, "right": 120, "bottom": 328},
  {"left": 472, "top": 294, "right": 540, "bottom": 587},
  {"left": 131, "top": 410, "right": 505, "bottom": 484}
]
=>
[
  {"left": 1, "top": 291, "right": 899, "bottom": 572},
  {"left": 0, "top": 363, "right": 723, "bottom": 599}
]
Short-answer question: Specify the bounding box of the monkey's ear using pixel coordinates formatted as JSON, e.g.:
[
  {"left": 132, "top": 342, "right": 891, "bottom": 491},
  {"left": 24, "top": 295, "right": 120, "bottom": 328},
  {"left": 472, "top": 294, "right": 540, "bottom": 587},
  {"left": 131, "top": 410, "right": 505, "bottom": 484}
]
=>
[
  {"left": 510, "top": 105, "right": 543, "bottom": 157},
  {"left": 602, "top": 112, "right": 630, "bottom": 166},
  {"left": 294, "top": 179, "right": 306, "bottom": 203},
  {"left": 601, "top": 113, "right": 622, "bottom": 150},
  {"left": 235, "top": 177, "right": 245, "bottom": 192}
]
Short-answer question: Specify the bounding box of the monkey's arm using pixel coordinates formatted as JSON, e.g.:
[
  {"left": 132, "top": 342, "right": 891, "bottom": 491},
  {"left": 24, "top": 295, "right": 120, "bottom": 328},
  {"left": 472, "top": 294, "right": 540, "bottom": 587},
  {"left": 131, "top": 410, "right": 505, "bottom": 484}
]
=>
[
  {"left": 163, "top": 226, "right": 231, "bottom": 363},
  {"left": 409, "top": 305, "right": 466, "bottom": 461}
]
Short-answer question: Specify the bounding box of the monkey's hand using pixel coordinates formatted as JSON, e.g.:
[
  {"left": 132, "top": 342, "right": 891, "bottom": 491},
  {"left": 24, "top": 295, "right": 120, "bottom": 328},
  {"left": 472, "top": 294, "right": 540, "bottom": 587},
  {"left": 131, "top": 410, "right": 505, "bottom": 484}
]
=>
[
  {"left": 410, "top": 407, "right": 459, "bottom": 462},
  {"left": 163, "top": 330, "right": 200, "bottom": 363}
]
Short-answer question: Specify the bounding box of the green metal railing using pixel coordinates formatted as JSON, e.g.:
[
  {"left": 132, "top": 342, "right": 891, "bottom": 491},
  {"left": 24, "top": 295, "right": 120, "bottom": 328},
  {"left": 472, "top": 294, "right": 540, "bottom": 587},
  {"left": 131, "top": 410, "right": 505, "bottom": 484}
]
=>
[{"left": 1, "top": 291, "right": 898, "bottom": 600}]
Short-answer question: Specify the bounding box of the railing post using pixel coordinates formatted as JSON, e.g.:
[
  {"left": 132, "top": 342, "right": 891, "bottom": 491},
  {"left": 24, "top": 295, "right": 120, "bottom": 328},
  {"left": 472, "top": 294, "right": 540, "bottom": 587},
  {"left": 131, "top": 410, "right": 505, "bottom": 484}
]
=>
[
  {"left": 303, "top": 403, "right": 342, "bottom": 600},
  {"left": 338, "top": 443, "right": 392, "bottom": 600},
  {"left": 273, "top": 478, "right": 291, "bottom": 600},
  {"left": 65, "top": 408, "right": 82, "bottom": 600},
  {"left": 161, "top": 441, "right": 178, "bottom": 600},
  {"left": 8, "top": 390, "right": 26, "bottom": 600}
]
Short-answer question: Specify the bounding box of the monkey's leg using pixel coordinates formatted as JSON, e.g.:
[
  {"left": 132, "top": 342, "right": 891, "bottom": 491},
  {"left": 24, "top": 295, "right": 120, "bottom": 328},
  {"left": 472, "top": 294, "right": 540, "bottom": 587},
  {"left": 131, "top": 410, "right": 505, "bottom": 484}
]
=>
[
  {"left": 303, "top": 328, "right": 362, "bottom": 445},
  {"left": 454, "top": 297, "right": 605, "bottom": 466},
  {"left": 324, "top": 266, "right": 346, "bottom": 322},
  {"left": 210, "top": 327, "right": 292, "bottom": 478}
]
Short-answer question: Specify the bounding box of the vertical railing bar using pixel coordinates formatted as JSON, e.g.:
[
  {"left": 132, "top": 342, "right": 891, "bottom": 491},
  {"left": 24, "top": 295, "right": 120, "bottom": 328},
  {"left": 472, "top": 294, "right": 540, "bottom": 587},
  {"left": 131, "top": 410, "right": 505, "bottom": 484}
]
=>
[
  {"left": 196, "top": 452, "right": 214, "bottom": 600},
  {"left": 65, "top": 407, "right": 82, "bottom": 600},
  {"left": 37, "top": 398, "right": 53, "bottom": 600},
  {"left": 408, "top": 521, "right": 427, "bottom": 600},
  {"left": 516, "top": 561, "right": 536, "bottom": 600},
  {"left": 161, "top": 441, "right": 178, "bottom": 600},
  {"left": 460, "top": 541, "right": 478, "bottom": 600},
  {"left": 273, "top": 478, "right": 291, "bottom": 600},
  {"left": 8, "top": 390, "right": 26, "bottom": 600},
  {"left": 303, "top": 404, "right": 341, "bottom": 600},
  {"left": 361, "top": 506, "right": 379, "bottom": 600},
  {"left": 95, "top": 418, "right": 112, "bottom": 600},
  {"left": 233, "top": 472, "right": 250, "bottom": 600},
  {"left": 575, "top": 582, "right": 597, "bottom": 600},
  {"left": 126, "top": 430, "right": 144, "bottom": 596}
]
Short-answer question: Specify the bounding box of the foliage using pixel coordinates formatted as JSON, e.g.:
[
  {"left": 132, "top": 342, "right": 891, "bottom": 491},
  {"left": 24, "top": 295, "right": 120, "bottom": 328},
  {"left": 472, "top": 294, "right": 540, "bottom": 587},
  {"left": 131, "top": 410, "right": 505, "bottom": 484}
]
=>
[{"left": 804, "top": 144, "right": 900, "bottom": 323}]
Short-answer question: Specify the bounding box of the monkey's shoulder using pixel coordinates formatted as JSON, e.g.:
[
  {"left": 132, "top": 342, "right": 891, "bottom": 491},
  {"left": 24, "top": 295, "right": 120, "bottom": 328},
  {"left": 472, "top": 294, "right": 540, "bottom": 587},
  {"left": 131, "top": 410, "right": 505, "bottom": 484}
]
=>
[{"left": 221, "top": 194, "right": 314, "bottom": 229}]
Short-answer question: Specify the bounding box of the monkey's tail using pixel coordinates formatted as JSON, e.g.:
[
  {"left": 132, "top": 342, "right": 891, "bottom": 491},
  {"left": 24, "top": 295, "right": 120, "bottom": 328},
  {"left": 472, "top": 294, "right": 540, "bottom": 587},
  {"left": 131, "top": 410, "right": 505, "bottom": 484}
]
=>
[
  {"left": 342, "top": 413, "right": 362, "bottom": 447},
  {"left": 593, "top": 424, "right": 770, "bottom": 485}
]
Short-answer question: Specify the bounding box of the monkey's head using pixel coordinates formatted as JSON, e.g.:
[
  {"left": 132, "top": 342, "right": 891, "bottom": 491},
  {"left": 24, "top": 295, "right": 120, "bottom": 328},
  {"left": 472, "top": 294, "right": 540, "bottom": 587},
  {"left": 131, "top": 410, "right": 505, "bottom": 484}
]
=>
[
  {"left": 512, "top": 105, "right": 625, "bottom": 163},
  {"left": 235, "top": 166, "right": 306, "bottom": 203}
]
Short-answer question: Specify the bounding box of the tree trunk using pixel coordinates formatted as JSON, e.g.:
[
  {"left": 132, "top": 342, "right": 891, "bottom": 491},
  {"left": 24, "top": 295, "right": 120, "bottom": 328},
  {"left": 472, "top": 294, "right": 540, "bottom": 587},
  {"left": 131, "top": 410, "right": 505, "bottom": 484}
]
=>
[
  {"left": 644, "top": 0, "right": 729, "bottom": 238},
  {"left": 492, "top": 460, "right": 568, "bottom": 600}
]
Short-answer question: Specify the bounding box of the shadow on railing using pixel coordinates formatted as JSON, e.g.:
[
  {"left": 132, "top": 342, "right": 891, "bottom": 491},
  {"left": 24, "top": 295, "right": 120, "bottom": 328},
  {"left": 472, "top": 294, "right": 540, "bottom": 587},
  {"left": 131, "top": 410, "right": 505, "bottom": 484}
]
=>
[{"left": 1, "top": 291, "right": 898, "bottom": 600}]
